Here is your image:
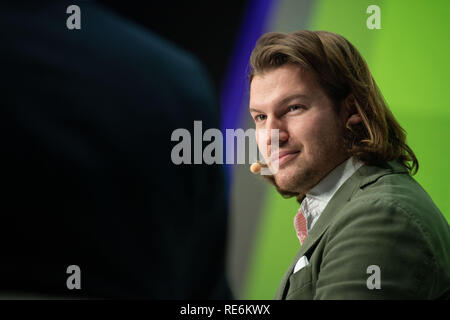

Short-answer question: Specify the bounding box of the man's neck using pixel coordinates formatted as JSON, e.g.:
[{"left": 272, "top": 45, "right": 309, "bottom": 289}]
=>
[{"left": 307, "top": 157, "right": 364, "bottom": 200}]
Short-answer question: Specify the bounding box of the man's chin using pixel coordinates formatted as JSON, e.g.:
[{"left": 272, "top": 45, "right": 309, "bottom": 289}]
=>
[
  {"left": 274, "top": 167, "right": 312, "bottom": 195},
  {"left": 274, "top": 174, "right": 300, "bottom": 195}
]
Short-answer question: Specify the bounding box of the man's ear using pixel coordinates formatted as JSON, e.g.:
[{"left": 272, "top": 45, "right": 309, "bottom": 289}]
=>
[{"left": 343, "top": 95, "right": 362, "bottom": 128}]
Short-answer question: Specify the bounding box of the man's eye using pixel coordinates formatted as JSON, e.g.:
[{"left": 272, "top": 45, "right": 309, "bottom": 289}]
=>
[
  {"left": 255, "top": 114, "right": 267, "bottom": 122},
  {"left": 289, "top": 105, "right": 304, "bottom": 112}
]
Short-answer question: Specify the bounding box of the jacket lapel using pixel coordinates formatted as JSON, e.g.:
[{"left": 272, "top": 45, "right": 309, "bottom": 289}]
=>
[{"left": 275, "top": 160, "right": 409, "bottom": 299}]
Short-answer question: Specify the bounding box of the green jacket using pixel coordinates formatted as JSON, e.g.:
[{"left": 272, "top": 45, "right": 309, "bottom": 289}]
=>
[{"left": 275, "top": 161, "right": 450, "bottom": 299}]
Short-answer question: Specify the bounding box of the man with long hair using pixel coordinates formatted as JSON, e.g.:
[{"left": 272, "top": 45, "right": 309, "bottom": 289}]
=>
[{"left": 249, "top": 30, "right": 449, "bottom": 299}]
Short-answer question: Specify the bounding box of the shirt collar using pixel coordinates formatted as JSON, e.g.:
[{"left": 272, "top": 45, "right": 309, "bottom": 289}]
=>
[
  {"left": 300, "top": 157, "right": 364, "bottom": 231},
  {"left": 306, "top": 157, "right": 364, "bottom": 203}
]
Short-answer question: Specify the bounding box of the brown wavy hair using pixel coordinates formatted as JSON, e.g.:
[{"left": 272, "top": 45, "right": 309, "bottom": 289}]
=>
[{"left": 249, "top": 30, "right": 418, "bottom": 180}]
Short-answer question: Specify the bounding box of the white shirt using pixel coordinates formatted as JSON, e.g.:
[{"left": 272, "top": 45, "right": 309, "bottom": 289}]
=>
[{"left": 300, "top": 157, "right": 364, "bottom": 232}]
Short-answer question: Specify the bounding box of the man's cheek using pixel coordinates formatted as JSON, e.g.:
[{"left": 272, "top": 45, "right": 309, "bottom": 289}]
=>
[{"left": 304, "top": 123, "right": 331, "bottom": 148}]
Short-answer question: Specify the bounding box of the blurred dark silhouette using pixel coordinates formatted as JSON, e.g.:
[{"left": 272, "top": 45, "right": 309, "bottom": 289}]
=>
[
  {"left": 99, "top": 1, "right": 246, "bottom": 92},
  {"left": 0, "top": 1, "right": 232, "bottom": 299}
]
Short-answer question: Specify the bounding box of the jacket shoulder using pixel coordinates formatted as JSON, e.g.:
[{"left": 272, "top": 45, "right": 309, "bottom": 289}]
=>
[
  {"left": 322, "top": 172, "right": 450, "bottom": 299},
  {"left": 349, "top": 172, "right": 447, "bottom": 245}
]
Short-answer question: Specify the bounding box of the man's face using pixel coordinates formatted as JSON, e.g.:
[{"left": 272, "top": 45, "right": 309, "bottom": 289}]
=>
[{"left": 249, "top": 64, "right": 348, "bottom": 194}]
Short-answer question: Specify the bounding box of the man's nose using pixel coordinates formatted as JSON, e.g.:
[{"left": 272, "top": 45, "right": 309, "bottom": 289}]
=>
[{"left": 266, "top": 118, "right": 289, "bottom": 146}]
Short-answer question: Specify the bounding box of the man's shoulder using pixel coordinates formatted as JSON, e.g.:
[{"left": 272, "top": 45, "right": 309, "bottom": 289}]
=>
[
  {"left": 330, "top": 165, "right": 449, "bottom": 262},
  {"left": 349, "top": 167, "right": 442, "bottom": 222}
]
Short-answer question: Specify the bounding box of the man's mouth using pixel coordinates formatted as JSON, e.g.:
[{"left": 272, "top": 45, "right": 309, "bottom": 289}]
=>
[{"left": 271, "top": 150, "right": 300, "bottom": 167}]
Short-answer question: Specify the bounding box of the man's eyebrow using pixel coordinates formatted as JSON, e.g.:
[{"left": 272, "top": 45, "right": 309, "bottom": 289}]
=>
[
  {"left": 277, "top": 93, "right": 309, "bottom": 107},
  {"left": 249, "top": 107, "right": 264, "bottom": 113},
  {"left": 249, "top": 93, "right": 309, "bottom": 114}
]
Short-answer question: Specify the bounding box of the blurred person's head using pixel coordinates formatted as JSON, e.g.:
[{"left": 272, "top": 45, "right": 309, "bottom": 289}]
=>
[{"left": 248, "top": 30, "right": 418, "bottom": 200}]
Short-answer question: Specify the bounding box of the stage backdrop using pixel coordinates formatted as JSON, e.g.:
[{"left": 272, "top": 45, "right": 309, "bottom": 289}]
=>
[{"left": 222, "top": 0, "right": 450, "bottom": 299}]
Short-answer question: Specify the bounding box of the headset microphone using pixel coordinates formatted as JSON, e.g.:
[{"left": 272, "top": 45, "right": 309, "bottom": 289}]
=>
[{"left": 250, "top": 162, "right": 262, "bottom": 174}]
